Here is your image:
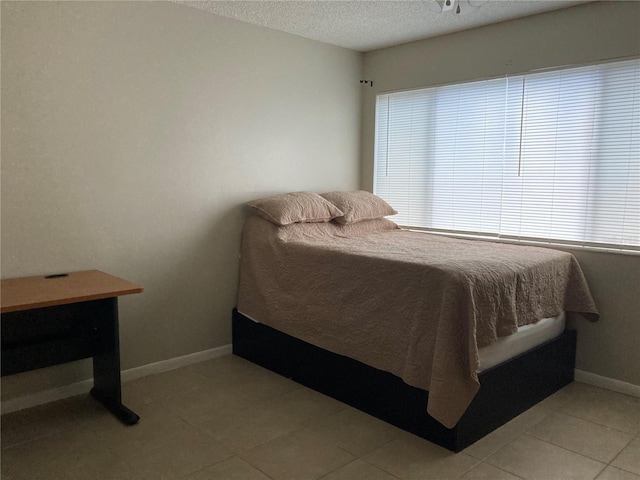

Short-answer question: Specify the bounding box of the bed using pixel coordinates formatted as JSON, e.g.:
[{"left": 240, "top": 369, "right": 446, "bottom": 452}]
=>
[{"left": 233, "top": 191, "right": 599, "bottom": 451}]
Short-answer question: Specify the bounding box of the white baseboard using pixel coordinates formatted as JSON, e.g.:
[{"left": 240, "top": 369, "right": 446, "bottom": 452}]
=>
[
  {"left": 3, "top": 354, "right": 637, "bottom": 415},
  {"left": 1, "top": 344, "right": 232, "bottom": 415},
  {"left": 120, "top": 344, "right": 232, "bottom": 383},
  {"left": 575, "top": 369, "right": 640, "bottom": 398}
]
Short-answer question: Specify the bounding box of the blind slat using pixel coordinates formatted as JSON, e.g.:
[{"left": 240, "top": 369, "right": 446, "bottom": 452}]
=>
[{"left": 374, "top": 58, "right": 640, "bottom": 251}]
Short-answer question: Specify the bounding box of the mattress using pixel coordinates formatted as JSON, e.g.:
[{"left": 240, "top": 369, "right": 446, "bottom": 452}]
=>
[
  {"left": 477, "top": 312, "right": 565, "bottom": 372},
  {"left": 238, "top": 308, "right": 566, "bottom": 374}
]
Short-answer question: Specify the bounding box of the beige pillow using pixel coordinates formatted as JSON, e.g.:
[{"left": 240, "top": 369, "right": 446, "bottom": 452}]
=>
[
  {"left": 321, "top": 191, "right": 397, "bottom": 224},
  {"left": 246, "top": 191, "right": 344, "bottom": 226}
]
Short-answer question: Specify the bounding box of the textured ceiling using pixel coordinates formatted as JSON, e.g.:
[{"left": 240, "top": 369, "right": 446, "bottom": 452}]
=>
[{"left": 175, "top": 0, "right": 592, "bottom": 52}]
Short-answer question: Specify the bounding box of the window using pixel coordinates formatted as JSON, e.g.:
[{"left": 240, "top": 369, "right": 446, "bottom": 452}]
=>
[{"left": 374, "top": 58, "right": 640, "bottom": 252}]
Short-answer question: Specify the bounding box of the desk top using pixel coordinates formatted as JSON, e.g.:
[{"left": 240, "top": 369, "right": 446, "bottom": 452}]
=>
[{"left": 1, "top": 270, "right": 143, "bottom": 313}]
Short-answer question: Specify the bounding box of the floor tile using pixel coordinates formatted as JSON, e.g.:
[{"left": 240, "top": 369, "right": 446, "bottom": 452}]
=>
[
  {"left": 121, "top": 425, "right": 233, "bottom": 479},
  {"left": 66, "top": 392, "right": 140, "bottom": 429},
  {"left": 528, "top": 411, "right": 634, "bottom": 463},
  {"left": 259, "top": 386, "right": 348, "bottom": 425},
  {"left": 303, "top": 406, "right": 401, "bottom": 456},
  {"left": 0, "top": 397, "right": 85, "bottom": 449},
  {"left": 485, "top": 434, "right": 605, "bottom": 480},
  {"left": 160, "top": 385, "right": 254, "bottom": 425},
  {"left": 87, "top": 402, "right": 190, "bottom": 451},
  {"left": 558, "top": 385, "right": 640, "bottom": 435},
  {"left": 320, "top": 459, "right": 398, "bottom": 479},
  {"left": 241, "top": 429, "right": 355, "bottom": 480},
  {"left": 64, "top": 452, "right": 141, "bottom": 480},
  {"left": 459, "top": 461, "right": 523, "bottom": 479},
  {"left": 611, "top": 437, "right": 640, "bottom": 476},
  {"left": 597, "top": 466, "right": 640, "bottom": 480},
  {"left": 362, "top": 431, "right": 479, "bottom": 480},
  {"left": 536, "top": 382, "right": 585, "bottom": 411},
  {"left": 227, "top": 367, "right": 301, "bottom": 403},
  {"left": 121, "top": 381, "right": 158, "bottom": 410},
  {"left": 0, "top": 427, "right": 112, "bottom": 480},
  {"left": 463, "top": 403, "right": 551, "bottom": 459},
  {"left": 197, "top": 406, "right": 300, "bottom": 453},
  {"left": 2, "top": 356, "right": 636, "bottom": 480},
  {"left": 182, "top": 456, "right": 271, "bottom": 479},
  {"left": 124, "top": 368, "right": 212, "bottom": 402},
  {"left": 182, "top": 355, "right": 266, "bottom": 385}
]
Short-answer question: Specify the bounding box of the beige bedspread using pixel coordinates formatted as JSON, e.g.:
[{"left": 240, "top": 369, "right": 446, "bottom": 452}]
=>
[{"left": 237, "top": 216, "right": 599, "bottom": 428}]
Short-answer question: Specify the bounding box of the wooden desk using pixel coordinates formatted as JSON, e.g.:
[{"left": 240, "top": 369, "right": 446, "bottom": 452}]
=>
[{"left": 1, "top": 270, "right": 143, "bottom": 425}]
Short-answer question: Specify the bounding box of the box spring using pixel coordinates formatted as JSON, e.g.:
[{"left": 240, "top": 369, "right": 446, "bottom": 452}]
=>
[{"left": 232, "top": 308, "right": 576, "bottom": 452}]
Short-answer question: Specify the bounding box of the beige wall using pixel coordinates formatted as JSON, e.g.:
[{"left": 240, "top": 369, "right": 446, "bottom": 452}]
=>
[
  {"left": 361, "top": 1, "right": 640, "bottom": 386},
  {"left": 1, "top": 1, "right": 362, "bottom": 399},
  {"left": 2, "top": 0, "right": 638, "bottom": 403}
]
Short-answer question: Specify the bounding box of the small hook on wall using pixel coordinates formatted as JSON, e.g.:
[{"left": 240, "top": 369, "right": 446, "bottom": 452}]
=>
[{"left": 360, "top": 79, "right": 373, "bottom": 87}]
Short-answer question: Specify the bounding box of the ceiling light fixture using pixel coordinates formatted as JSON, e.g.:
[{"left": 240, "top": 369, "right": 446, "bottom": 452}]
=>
[{"left": 425, "top": 0, "right": 487, "bottom": 15}]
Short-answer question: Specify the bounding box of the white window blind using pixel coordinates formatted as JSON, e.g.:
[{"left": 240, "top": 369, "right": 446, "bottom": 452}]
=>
[{"left": 374, "top": 58, "right": 640, "bottom": 252}]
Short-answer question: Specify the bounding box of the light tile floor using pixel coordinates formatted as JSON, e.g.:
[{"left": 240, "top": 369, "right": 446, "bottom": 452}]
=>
[{"left": 1, "top": 354, "right": 639, "bottom": 480}]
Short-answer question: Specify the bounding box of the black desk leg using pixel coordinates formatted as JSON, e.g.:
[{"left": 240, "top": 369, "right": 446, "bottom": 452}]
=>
[{"left": 90, "top": 298, "right": 139, "bottom": 425}]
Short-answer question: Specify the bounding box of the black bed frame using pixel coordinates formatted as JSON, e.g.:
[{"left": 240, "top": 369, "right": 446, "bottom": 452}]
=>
[{"left": 232, "top": 308, "right": 576, "bottom": 452}]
